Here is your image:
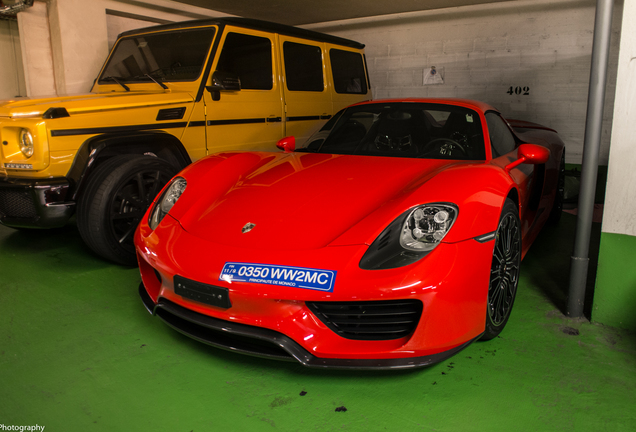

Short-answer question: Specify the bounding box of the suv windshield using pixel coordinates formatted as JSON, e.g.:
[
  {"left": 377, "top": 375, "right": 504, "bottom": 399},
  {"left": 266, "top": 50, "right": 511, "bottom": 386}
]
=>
[
  {"left": 98, "top": 27, "right": 216, "bottom": 84},
  {"left": 299, "top": 102, "right": 486, "bottom": 161}
]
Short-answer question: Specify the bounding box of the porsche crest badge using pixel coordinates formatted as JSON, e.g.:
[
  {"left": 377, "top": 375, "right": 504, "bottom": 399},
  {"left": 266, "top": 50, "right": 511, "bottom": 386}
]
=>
[{"left": 242, "top": 222, "right": 256, "bottom": 233}]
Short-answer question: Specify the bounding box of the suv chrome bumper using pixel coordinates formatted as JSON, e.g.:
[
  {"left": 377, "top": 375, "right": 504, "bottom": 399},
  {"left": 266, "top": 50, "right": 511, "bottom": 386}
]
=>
[{"left": 0, "top": 177, "right": 75, "bottom": 228}]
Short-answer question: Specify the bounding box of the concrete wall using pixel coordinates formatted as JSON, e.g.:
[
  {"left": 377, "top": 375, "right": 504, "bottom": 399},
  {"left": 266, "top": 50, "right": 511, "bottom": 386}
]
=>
[
  {"left": 593, "top": 0, "right": 636, "bottom": 331},
  {"left": 306, "top": 0, "right": 623, "bottom": 164},
  {"left": 48, "top": 0, "right": 109, "bottom": 96},
  {"left": 0, "top": 18, "right": 26, "bottom": 99}
]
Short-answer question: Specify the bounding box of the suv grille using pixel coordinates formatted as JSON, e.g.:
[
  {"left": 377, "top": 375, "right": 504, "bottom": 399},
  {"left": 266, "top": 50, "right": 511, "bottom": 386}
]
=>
[
  {"left": 0, "top": 189, "right": 37, "bottom": 218},
  {"left": 306, "top": 300, "right": 423, "bottom": 341}
]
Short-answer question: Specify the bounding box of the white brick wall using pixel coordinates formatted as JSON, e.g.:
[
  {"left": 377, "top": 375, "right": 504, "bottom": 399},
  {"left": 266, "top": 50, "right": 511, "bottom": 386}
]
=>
[{"left": 306, "top": 0, "right": 624, "bottom": 164}]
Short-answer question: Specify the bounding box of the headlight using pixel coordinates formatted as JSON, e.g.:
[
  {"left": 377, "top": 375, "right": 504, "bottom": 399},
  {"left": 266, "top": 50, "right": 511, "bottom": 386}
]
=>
[
  {"left": 148, "top": 177, "right": 187, "bottom": 230},
  {"left": 20, "top": 129, "right": 34, "bottom": 158},
  {"left": 360, "top": 203, "right": 458, "bottom": 270},
  {"left": 400, "top": 204, "right": 457, "bottom": 252}
]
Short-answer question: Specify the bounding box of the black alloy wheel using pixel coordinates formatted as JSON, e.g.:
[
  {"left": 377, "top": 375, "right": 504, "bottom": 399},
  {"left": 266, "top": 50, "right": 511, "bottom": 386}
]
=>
[
  {"left": 77, "top": 155, "right": 177, "bottom": 265},
  {"left": 481, "top": 198, "right": 521, "bottom": 341}
]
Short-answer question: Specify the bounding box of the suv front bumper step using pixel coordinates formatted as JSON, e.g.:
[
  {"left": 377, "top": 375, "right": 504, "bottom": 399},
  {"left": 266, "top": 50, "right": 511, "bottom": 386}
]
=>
[{"left": 0, "top": 177, "right": 75, "bottom": 228}]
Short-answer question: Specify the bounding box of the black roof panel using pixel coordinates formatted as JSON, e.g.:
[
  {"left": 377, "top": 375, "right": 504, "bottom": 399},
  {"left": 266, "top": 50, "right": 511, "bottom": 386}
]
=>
[{"left": 118, "top": 17, "right": 365, "bottom": 49}]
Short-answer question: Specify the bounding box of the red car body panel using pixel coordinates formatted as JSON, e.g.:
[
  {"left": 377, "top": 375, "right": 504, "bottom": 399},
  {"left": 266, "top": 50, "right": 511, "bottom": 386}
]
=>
[{"left": 135, "top": 98, "right": 565, "bottom": 368}]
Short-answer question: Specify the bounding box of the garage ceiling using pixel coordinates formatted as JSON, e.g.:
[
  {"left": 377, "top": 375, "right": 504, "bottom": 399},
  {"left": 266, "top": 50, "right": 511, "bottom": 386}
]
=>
[{"left": 170, "top": 0, "right": 516, "bottom": 25}]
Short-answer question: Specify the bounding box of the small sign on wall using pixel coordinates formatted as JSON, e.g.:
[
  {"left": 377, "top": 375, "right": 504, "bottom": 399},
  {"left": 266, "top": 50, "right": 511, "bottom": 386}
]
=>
[
  {"left": 423, "top": 66, "right": 444, "bottom": 85},
  {"left": 507, "top": 86, "right": 530, "bottom": 95}
]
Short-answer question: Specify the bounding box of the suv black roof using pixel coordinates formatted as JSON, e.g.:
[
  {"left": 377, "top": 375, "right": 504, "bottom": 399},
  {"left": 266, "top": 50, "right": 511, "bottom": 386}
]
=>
[{"left": 118, "top": 17, "right": 365, "bottom": 49}]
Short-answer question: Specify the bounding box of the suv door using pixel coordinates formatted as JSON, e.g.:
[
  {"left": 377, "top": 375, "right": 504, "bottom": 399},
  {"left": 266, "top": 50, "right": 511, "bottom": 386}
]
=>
[
  {"left": 204, "top": 28, "right": 285, "bottom": 153},
  {"left": 327, "top": 45, "right": 371, "bottom": 113},
  {"left": 279, "top": 36, "right": 332, "bottom": 145}
]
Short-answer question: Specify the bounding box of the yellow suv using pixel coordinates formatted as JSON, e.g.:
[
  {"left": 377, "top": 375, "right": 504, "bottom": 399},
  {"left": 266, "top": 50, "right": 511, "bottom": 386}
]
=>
[{"left": 0, "top": 18, "right": 371, "bottom": 265}]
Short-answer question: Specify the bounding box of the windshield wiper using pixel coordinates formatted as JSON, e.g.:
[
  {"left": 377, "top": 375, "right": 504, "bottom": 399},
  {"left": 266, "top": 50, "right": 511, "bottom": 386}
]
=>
[
  {"left": 101, "top": 76, "right": 130, "bottom": 91},
  {"left": 144, "top": 73, "right": 168, "bottom": 90},
  {"left": 128, "top": 73, "right": 169, "bottom": 90}
]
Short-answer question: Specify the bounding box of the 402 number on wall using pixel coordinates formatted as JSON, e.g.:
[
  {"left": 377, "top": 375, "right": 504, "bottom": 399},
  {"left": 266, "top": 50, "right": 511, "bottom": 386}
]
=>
[{"left": 507, "top": 86, "right": 530, "bottom": 95}]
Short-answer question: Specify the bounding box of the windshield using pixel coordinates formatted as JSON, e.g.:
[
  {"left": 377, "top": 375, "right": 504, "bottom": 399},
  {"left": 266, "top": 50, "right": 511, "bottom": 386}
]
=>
[
  {"left": 299, "top": 102, "right": 486, "bottom": 160},
  {"left": 98, "top": 27, "right": 216, "bottom": 84}
]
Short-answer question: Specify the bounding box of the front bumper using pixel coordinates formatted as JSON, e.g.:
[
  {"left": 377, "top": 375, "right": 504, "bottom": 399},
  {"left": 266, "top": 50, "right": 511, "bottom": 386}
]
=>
[
  {"left": 135, "top": 215, "right": 495, "bottom": 367},
  {"left": 139, "top": 282, "right": 481, "bottom": 369},
  {"left": 0, "top": 177, "right": 75, "bottom": 228}
]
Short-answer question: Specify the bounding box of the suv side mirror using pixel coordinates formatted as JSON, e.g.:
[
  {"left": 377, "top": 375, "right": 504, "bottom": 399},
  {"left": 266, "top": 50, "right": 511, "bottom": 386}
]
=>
[{"left": 206, "top": 71, "right": 241, "bottom": 101}]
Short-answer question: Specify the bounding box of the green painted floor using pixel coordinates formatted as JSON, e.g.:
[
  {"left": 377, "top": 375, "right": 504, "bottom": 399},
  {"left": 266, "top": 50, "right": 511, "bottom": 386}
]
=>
[{"left": 1, "top": 213, "right": 634, "bottom": 432}]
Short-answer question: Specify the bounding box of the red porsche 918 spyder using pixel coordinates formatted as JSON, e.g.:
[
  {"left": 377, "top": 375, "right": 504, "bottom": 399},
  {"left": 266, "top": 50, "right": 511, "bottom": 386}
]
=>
[{"left": 135, "top": 99, "right": 565, "bottom": 369}]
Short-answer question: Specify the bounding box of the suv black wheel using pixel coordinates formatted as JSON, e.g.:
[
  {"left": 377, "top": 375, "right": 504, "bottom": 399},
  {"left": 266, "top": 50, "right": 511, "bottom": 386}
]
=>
[
  {"left": 480, "top": 198, "right": 521, "bottom": 341},
  {"left": 77, "top": 155, "right": 177, "bottom": 265}
]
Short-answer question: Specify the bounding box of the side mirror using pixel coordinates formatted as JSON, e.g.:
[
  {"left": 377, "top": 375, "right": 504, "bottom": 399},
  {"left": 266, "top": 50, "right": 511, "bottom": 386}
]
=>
[
  {"left": 505, "top": 144, "right": 550, "bottom": 173},
  {"left": 206, "top": 71, "right": 241, "bottom": 101},
  {"left": 276, "top": 136, "right": 296, "bottom": 153}
]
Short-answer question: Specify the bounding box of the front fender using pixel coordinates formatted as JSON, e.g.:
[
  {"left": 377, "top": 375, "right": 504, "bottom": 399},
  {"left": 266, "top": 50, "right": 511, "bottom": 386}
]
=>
[
  {"left": 332, "top": 162, "right": 516, "bottom": 247},
  {"left": 165, "top": 152, "right": 283, "bottom": 224},
  {"left": 430, "top": 163, "right": 516, "bottom": 243}
]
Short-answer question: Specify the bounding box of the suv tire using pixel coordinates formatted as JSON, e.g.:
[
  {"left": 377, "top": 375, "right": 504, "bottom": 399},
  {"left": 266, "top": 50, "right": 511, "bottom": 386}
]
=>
[{"left": 77, "top": 155, "right": 177, "bottom": 265}]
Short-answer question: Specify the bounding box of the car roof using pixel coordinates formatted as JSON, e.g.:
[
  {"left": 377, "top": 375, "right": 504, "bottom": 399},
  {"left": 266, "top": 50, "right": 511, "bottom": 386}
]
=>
[
  {"left": 117, "top": 17, "right": 365, "bottom": 49},
  {"left": 351, "top": 98, "right": 499, "bottom": 114}
]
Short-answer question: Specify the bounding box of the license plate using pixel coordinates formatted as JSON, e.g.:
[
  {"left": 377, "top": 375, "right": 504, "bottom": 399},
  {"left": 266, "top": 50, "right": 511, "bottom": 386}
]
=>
[
  {"left": 174, "top": 275, "right": 231, "bottom": 309},
  {"left": 219, "top": 262, "right": 336, "bottom": 292}
]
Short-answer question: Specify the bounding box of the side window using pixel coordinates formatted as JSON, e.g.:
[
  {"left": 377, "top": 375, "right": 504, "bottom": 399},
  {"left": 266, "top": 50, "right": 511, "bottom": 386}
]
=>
[
  {"left": 486, "top": 112, "right": 517, "bottom": 157},
  {"left": 216, "top": 33, "right": 272, "bottom": 90},
  {"left": 283, "top": 41, "right": 324, "bottom": 91},
  {"left": 329, "top": 49, "right": 368, "bottom": 94}
]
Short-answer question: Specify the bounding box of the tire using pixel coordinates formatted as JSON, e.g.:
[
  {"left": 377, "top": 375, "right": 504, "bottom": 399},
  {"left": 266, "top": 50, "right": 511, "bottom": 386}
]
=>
[
  {"left": 77, "top": 155, "right": 177, "bottom": 265},
  {"left": 548, "top": 149, "right": 565, "bottom": 224},
  {"left": 480, "top": 198, "right": 521, "bottom": 341}
]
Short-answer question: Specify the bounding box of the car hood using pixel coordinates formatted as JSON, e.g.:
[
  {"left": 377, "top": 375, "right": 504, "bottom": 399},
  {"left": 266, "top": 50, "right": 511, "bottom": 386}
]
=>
[
  {"left": 0, "top": 91, "right": 193, "bottom": 118},
  {"left": 177, "top": 152, "right": 464, "bottom": 251}
]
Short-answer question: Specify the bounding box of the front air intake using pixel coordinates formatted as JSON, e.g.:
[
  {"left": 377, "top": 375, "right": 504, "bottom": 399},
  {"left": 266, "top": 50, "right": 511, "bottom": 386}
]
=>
[
  {"left": 0, "top": 189, "right": 37, "bottom": 218},
  {"left": 306, "top": 300, "right": 423, "bottom": 341}
]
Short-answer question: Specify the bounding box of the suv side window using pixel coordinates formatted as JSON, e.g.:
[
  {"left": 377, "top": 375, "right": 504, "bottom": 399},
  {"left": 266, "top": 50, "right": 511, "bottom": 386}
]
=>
[
  {"left": 283, "top": 41, "right": 324, "bottom": 92},
  {"left": 216, "top": 32, "right": 273, "bottom": 90},
  {"left": 330, "top": 49, "right": 368, "bottom": 94},
  {"left": 486, "top": 112, "right": 517, "bottom": 157}
]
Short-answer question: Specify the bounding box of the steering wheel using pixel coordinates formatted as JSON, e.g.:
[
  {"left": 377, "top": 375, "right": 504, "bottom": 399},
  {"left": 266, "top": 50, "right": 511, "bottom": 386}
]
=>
[{"left": 426, "top": 137, "right": 467, "bottom": 156}]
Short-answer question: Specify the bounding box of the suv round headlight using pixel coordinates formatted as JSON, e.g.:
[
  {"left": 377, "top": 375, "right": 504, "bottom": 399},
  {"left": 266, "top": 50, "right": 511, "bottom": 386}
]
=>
[
  {"left": 148, "top": 177, "right": 187, "bottom": 230},
  {"left": 20, "top": 129, "right": 34, "bottom": 158}
]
